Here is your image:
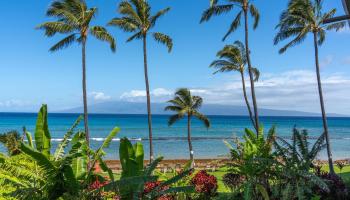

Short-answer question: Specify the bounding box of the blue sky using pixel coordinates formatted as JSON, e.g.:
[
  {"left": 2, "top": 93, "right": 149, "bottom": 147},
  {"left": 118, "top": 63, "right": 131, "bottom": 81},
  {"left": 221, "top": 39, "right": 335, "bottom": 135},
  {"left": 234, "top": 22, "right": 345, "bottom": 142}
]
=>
[{"left": 1, "top": 0, "right": 350, "bottom": 114}]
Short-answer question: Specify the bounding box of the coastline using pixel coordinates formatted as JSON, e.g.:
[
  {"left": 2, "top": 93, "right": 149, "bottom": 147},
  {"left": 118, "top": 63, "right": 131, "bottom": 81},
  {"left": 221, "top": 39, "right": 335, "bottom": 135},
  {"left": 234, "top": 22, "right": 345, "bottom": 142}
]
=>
[{"left": 103, "top": 158, "right": 350, "bottom": 172}]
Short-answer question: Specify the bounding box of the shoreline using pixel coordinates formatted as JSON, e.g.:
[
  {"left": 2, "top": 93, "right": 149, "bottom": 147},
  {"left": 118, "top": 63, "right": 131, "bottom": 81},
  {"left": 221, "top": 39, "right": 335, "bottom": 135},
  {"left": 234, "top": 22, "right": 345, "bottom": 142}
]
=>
[{"left": 103, "top": 158, "right": 350, "bottom": 172}]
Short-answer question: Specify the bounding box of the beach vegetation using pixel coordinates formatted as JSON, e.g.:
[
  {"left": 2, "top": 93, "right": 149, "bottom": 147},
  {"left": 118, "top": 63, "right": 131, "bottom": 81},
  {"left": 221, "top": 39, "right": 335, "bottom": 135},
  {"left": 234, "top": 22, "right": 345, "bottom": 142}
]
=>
[{"left": 0, "top": 131, "right": 21, "bottom": 156}]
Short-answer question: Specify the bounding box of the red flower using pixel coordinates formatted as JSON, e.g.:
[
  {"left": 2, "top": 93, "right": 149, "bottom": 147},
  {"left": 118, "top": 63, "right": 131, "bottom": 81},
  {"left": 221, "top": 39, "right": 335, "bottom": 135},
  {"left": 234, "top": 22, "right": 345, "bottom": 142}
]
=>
[
  {"left": 190, "top": 170, "right": 218, "bottom": 197},
  {"left": 143, "top": 181, "right": 173, "bottom": 200}
]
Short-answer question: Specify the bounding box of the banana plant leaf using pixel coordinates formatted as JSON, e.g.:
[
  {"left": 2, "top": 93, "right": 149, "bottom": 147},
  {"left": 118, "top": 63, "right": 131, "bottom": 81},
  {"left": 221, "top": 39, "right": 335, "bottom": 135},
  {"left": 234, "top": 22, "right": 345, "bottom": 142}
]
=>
[{"left": 34, "top": 105, "right": 51, "bottom": 157}]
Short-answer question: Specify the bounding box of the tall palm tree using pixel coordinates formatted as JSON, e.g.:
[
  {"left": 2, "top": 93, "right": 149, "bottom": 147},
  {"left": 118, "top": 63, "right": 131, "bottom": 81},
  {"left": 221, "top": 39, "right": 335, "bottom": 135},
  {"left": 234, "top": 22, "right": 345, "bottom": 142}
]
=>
[
  {"left": 165, "top": 88, "right": 210, "bottom": 167},
  {"left": 108, "top": 0, "right": 173, "bottom": 161},
  {"left": 201, "top": 0, "right": 261, "bottom": 133},
  {"left": 210, "top": 41, "right": 259, "bottom": 132},
  {"left": 37, "top": 0, "right": 116, "bottom": 147},
  {"left": 274, "top": 0, "right": 345, "bottom": 174}
]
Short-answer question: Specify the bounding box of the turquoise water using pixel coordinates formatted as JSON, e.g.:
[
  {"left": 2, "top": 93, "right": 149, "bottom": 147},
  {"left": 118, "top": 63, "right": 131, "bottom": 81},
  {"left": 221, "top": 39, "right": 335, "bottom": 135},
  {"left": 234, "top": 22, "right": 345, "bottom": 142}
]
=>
[{"left": 0, "top": 113, "right": 349, "bottom": 160}]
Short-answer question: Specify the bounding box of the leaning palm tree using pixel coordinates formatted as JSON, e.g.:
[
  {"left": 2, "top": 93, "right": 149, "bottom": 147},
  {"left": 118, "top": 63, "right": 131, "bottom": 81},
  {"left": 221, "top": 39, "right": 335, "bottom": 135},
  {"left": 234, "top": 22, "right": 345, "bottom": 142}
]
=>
[
  {"left": 201, "top": 0, "right": 261, "bottom": 133},
  {"left": 165, "top": 88, "right": 210, "bottom": 167},
  {"left": 108, "top": 0, "right": 173, "bottom": 161},
  {"left": 37, "top": 0, "right": 116, "bottom": 147},
  {"left": 210, "top": 41, "right": 259, "bottom": 132},
  {"left": 274, "top": 0, "right": 345, "bottom": 174}
]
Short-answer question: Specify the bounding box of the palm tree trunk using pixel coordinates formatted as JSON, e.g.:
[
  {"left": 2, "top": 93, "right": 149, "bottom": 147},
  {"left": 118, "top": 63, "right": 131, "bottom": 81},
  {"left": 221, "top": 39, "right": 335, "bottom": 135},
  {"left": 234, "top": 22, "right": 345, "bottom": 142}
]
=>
[
  {"left": 243, "top": 8, "right": 260, "bottom": 135},
  {"left": 240, "top": 71, "right": 256, "bottom": 132},
  {"left": 82, "top": 38, "right": 90, "bottom": 147},
  {"left": 313, "top": 32, "right": 335, "bottom": 174},
  {"left": 143, "top": 35, "right": 154, "bottom": 162},
  {"left": 187, "top": 114, "right": 194, "bottom": 168}
]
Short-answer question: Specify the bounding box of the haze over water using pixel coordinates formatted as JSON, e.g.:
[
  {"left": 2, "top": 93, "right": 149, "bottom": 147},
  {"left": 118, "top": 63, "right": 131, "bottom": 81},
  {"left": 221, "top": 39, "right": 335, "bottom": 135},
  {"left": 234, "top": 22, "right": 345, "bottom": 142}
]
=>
[{"left": 0, "top": 113, "right": 349, "bottom": 160}]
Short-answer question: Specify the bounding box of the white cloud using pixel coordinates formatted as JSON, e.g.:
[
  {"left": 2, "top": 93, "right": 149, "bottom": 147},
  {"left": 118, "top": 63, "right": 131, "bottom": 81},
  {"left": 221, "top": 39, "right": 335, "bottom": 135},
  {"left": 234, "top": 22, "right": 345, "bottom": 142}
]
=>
[
  {"left": 120, "top": 88, "right": 173, "bottom": 102},
  {"left": 119, "top": 70, "right": 350, "bottom": 115},
  {"left": 89, "top": 92, "right": 111, "bottom": 101},
  {"left": 0, "top": 99, "right": 28, "bottom": 107}
]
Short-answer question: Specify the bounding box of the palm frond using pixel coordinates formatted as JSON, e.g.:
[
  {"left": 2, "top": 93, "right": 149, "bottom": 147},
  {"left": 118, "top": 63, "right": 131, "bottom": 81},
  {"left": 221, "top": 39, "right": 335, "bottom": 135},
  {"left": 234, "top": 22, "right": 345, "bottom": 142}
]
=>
[
  {"left": 119, "top": 1, "right": 142, "bottom": 23},
  {"left": 222, "top": 11, "right": 242, "bottom": 41},
  {"left": 49, "top": 34, "right": 77, "bottom": 52},
  {"left": 126, "top": 31, "right": 143, "bottom": 42},
  {"left": 200, "top": 4, "right": 234, "bottom": 23},
  {"left": 150, "top": 7, "right": 171, "bottom": 28},
  {"left": 325, "top": 21, "right": 346, "bottom": 31},
  {"left": 278, "top": 26, "right": 309, "bottom": 54},
  {"left": 249, "top": 4, "right": 260, "bottom": 29},
  {"left": 168, "top": 114, "right": 184, "bottom": 126},
  {"left": 108, "top": 17, "right": 139, "bottom": 32},
  {"left": 250, "top": 67, "right": 260, "bottom": 81},
  {"left": 90, "top": 26, "right": 116, "bottom": 52},
  {"left": 192, "top": 96, "right": 203, "bottom": 110},
  {"left": 164, "top": 105, "right": 182, "bottom": 112},
  {"left": 36, "top": 22, "right": 74, "bottom": 37},
  {"left": 152, "top": 32, "right": 173, "bottom": 52},
  {"left": 54, "top": 115, "right": 83, "bottom": 161},
  {"left": 193, "top": 111, "right": 210, "bottom": 128}
]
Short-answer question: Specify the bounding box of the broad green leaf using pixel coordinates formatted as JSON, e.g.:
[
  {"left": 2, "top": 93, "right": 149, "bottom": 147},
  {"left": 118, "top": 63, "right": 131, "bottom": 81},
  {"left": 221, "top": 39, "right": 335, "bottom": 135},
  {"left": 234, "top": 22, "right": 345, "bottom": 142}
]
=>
[
  {"left": 25, "top": 131, "right": 34, "bottom": 148},
  {"left": 34, "top": 104, "right": 51, "bottom": 157},
  {"left": 133, "top": 142, "right": 144, "bottom": 171},
  {"left": 71, "top": 132, "right": 88, "bottom": 180}
]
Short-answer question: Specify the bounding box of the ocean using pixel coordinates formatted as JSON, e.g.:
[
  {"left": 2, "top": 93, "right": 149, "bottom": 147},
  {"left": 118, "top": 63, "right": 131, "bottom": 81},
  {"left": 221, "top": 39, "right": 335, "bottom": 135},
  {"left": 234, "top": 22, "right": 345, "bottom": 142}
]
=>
[{"left": 0, "top": 113, "right": 349, "bottom": 160}]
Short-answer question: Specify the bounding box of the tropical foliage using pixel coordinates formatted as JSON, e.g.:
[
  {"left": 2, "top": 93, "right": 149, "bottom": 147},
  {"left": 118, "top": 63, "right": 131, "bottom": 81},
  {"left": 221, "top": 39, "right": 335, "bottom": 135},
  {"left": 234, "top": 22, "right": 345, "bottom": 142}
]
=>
[
  {"left": 165, "top": 88, "right": 210, "bottom": 167},
  {"left": 0, "top": 131, "right": 21, "bottom": 156},
  {"left": 1, "top": 0, "right": 350, "bottom": 199},
  {"left": 109, "top": 0, "right": 173, "bottom": 161},
  {"left": 274, "top": 0, "right": 346, "bottom": 174},
  {"left": 224, "top": 127, "right": 276, "bottom": 199}
]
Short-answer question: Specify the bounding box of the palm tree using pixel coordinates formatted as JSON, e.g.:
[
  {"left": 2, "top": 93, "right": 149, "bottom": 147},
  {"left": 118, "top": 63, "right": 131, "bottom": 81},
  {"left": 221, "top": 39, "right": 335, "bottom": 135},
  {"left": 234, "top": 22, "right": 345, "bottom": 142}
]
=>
[
  {"left": 210, "top": 41, "right": 259, "bottom": 132},
  {"left": 201, "top": 0, "right": 261, "bottom": 133},
  {"left": 165, "top": 88, "right": 210, "bottom": 167},
  {"left": 37, "top": 0, "right": 116, "bottom": 147},
  {"left": 274, "top": 0, "right": 345, "bottom": 174},
  {"left": 108, "top": 0, "right": 173, "bottom": 161}
]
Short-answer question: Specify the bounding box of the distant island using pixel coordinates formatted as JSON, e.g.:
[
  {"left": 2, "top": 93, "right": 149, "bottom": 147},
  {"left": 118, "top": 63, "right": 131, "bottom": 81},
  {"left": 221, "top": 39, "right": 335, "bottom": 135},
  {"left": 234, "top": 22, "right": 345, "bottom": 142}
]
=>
[{"left": 59, "top": 101, "right": 346, "bottom": 117}]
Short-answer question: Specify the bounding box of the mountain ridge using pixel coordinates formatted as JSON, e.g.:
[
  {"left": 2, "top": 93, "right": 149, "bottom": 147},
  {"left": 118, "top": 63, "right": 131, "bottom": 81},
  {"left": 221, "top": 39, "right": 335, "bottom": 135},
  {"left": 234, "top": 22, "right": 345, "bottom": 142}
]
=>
[{"left": 59, "top": 101, "right": 347, "bottom": 117}]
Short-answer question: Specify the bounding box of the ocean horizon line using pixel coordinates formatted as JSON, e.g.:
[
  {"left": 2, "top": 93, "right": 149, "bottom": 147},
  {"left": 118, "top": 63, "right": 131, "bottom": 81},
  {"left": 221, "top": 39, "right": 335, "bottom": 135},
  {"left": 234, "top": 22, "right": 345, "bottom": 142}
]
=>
[{"left": 0, "top": 111, "right": 349, "bottom": 118}]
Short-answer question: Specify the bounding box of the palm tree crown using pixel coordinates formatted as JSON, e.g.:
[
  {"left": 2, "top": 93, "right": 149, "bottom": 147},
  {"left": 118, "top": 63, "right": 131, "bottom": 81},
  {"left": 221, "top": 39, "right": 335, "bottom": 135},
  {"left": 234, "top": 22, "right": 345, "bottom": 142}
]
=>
[
  {"left": 200, "top": 0, "right": 260, "bottom": 41},
  {"left": 37, "top": 0, "right": 116, "bottom": 52},
  {"left": 108, "top": 0, "right": 172, "bottom": 51},
  {"left": 210, "top": 41, "right": 259, "bottom": 80},
  {"left": 274, "top": 0, "right": 345, "bottom": 53},
  {"left": 165, "top": 88, "right": 210, "bottom": 128}
]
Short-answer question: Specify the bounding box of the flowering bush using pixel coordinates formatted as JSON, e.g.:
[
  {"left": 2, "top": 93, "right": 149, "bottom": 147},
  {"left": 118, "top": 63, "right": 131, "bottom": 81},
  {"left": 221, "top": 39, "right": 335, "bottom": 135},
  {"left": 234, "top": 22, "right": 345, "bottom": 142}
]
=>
[
  {"left": 143, "top": 181, "right": 174, "bottom": 200},
  {"left": 190, "top": 170, "right": 218, "bottom": 198},
  {"left": 88, "top": 178, "right": 119, "bottom": 200}
]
